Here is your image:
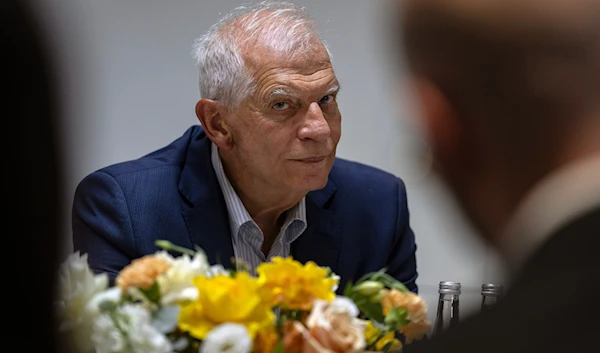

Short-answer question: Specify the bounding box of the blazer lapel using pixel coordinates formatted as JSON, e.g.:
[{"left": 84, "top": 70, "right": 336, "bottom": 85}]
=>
[
  {"left": 292, "top": 180, "right": 342, "bottom": 273},
  {"left": 182, "top": 203, "right": 235, "bottom": 269},
  {"left": 178, "top": 129, "right": 235, "bottom": 269}
]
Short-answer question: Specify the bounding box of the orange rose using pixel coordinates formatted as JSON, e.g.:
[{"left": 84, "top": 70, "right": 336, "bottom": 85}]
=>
[
  {"left": 115, "top": 254, "right": 170, "bottom": 290},
  {"left": 283, "top": 299, "right": 366, "bottom": 353},
  {"left": 381, "top": 289, "right": 431, "bottom": 343}
]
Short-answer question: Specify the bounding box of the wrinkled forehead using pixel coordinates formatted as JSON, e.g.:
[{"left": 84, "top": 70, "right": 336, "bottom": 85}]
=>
[
  {"left": 249, "top": 53, "right": 338, "bottom": 104},
  {"left": 243, "top": 40, "right": 332, "bottom": 77}
]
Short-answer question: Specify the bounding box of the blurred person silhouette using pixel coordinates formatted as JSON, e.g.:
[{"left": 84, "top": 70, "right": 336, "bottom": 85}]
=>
[
  {"left": 394, "top": 0, "right": 600, "bottom": 352},
  {"left": 3, "top": 0, "right": 66, "bottom": 352}
]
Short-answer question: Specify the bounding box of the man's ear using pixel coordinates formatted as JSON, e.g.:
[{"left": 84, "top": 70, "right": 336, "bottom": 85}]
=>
[{"left": 195, "top": 99, "right": 233, "bottom": 150}]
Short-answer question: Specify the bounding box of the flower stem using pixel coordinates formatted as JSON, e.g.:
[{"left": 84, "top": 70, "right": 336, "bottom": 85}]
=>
[{"left": 155, "top": 240, "right": 196, "bottom": 256}]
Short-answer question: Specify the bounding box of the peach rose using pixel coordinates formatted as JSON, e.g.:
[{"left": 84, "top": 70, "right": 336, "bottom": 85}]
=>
[
  {"left": 115, "top": 254, "right": 171, "bottom": 290},
  {"left": 381, "top": 289, "right": 431, "bottom": 343},
  {"left": 284, "top": 298, "right": 366, "bottom": 353}
]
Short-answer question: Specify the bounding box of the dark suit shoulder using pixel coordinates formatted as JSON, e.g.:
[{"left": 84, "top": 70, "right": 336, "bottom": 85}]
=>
[
  {"left": 330, "top": 158, "right": 399, "bottom": 184},
  {"left": 90, "top": 125, "right": 204, "bottom": 179},
  {"left": 319, "top": 158, "right": 409, "bottom": 221},
  {"left": 330, "top": 157, "right": 405, "bottom": 192}
]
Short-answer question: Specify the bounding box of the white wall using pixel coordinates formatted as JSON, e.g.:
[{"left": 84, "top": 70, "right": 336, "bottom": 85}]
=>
[{"left": 34, "top": 0, "right": 505, "bottom": 326}]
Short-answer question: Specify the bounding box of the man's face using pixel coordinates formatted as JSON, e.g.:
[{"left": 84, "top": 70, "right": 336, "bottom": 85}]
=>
[{"left": 225, "top": 42, "right": 341, "bottom": 195}]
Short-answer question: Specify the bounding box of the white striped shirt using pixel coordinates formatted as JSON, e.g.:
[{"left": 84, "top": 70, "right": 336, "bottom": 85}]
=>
[{"left": 211, "top": 143, "right": 307, "bottom": 275}]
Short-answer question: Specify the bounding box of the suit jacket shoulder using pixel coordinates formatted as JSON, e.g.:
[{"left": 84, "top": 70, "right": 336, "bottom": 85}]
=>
[
  {"left": 93, "top": 125, "right": 202, "bottom": 178},
  {"left": 326, "top": 157, "right": 409, "bottom": 210},
  {"left": 72, "top": 126, "right": 209, "bottom": 275}
]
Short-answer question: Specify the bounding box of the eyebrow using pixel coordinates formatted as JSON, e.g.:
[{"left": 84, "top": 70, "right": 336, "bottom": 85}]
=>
[
  {"left": 267, "top": 82, "right": 342, "bottom": 101},
  {"left": 325, "top": 83, "right": 341, "bottom": 95},
  {"left": 268, "top": 88, "right": 296, "bottom": 100}
]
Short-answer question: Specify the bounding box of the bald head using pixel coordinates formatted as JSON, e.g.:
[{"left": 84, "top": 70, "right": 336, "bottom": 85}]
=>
[{"left": 400, "top": 0, "right": 600, "bottom": 147}]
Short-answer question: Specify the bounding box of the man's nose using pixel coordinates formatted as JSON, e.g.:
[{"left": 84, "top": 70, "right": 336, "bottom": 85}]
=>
[{"left": 298, "top": 102, "right": 331, "bottom": 142}]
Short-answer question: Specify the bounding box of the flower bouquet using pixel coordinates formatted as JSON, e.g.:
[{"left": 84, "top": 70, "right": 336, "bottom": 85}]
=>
[{"left": 57, "top": 240, "right": 430, "bottom": 353}]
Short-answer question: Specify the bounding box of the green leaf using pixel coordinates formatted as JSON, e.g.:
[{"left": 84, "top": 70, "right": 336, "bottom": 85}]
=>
[
  {"left": 273, "top": 339, "right": 285, "bottom": 353},
  {"left": 139, "top": 281, "right": 161, "bottom": 304},
  {"left": 154, "top": 240, "right": 196, "bottom": 256},
  {"left": 390, "top": 281, "right": 409, "bottom": 292},
  {"left": 275, "top": 307, "right": 285, "bottom": 330},
  {"left": 343, "top": 280, "right": 355, "bottom": 298},
  {"left": 357, "top": 301, "right": 384, "bottom": 323},
  {"left": 377, "top": 272, "right": 409, "bottom": 293},
  {"left": 354, "top": 267, "right": 388, "bottom": 287},
  {"left": 384, "top": 307, "right": 409, "bottom": 331}
]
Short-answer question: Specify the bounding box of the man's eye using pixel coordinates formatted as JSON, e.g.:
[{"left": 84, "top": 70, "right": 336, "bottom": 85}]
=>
[
  {"left": 319, "top": 94, "right": 335, "bottom": 104},
  {"left": 272, "top": 102, "right": 290, "bottom": 110}
]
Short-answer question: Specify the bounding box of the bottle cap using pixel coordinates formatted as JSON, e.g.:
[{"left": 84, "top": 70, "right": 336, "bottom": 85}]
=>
[
  {"left": 481, "top": 283, "right": 504, "bottom": 296},
  {"left": 439, "top": 281, "right": 461, "bottom": 294}
]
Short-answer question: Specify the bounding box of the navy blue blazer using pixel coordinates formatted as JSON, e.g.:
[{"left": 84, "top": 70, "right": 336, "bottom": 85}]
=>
[{"left": 72, "top": 125, "right": 419, "bottom": 293}]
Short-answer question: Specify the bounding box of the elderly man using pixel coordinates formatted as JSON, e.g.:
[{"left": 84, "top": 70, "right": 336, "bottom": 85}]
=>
[
  {"left": 396, "top": 0, "right": 600, "bottom": 352},
  {"left": 72, "top": 1, "right": 419, "bottom": 293}
]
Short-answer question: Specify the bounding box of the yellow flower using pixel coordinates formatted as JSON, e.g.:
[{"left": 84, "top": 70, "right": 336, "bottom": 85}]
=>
[
  {"left": 365, "top": 321, "right": 403, "bottom": 352},
  {"left": 177, "top": 272, "right": 275, "bottom": 340},
  {"left": 256, "top": 257, "right": 337, "bottom": 310},
  {"left": 376, "top": 333, "right": 403, "bottom": 352},
  {"left": 364, "top": 320, "right": 380, "bottom": 345},
  {"left": 115, "top": 254, "right": 171, "bottom": 290}
]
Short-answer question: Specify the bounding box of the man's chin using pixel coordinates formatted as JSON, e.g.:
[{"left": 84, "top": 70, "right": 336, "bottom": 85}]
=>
[
  {"left": 299, "top": 174, "right": 330, "bottom": 193},
  {"left": 310, "top": 179, "right": 329, "bottom": 191}
]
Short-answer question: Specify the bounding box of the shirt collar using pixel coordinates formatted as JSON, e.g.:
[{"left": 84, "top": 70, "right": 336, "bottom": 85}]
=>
[
  {"left": 210, "top": 142, "right": 307, "bottom": 243},
  {"left": 499, "top": 153, "right": 600, "bottom": 274}
]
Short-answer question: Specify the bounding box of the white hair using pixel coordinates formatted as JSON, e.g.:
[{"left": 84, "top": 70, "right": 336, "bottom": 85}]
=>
[{"left": 191, "top": 1, "right": 332, "bottom": 109}]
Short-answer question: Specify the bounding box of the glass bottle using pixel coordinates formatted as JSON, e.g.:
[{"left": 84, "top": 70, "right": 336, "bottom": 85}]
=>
[
  {"left": 432, "top": 281, "right": 461, "bottom": 337},
  {"left": 480, "top": 283, "right": 504, "bottom": 314}
]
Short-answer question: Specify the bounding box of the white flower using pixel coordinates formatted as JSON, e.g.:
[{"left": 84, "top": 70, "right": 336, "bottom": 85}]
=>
[
  {"left": 330, "top": 272, "right": 341, "bottom": 292},
  {"left": 329, "top": 296, "right": 360, "bottom": 317},
  {"left": 92, "top": 314, "right": 125, "bottom": 353},
  {"left": 207, "top": 264, "right": 230, "bottom": 277},
  {"left": 92, "top": 303, "right": 172, "bottom": 353},
  {"left": 85, "top": 287, "right": 123, "bottom": 318},
  {"left": 200, "top": 323, "right": 252, "bottom": 353},
  {"left": 57, "top": 251, "right": 109, "bottom": 353},
  {"left": 154, "top": 250, "right": 210, "bottom": 305},
  {"left": 58, "top": 252, "right": 109, "bottom": 323}
]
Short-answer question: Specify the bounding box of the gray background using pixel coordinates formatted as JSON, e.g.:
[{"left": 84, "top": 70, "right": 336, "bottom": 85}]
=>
[{"left": 34, "top": 0, "right": 505, "bottom": 327}]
